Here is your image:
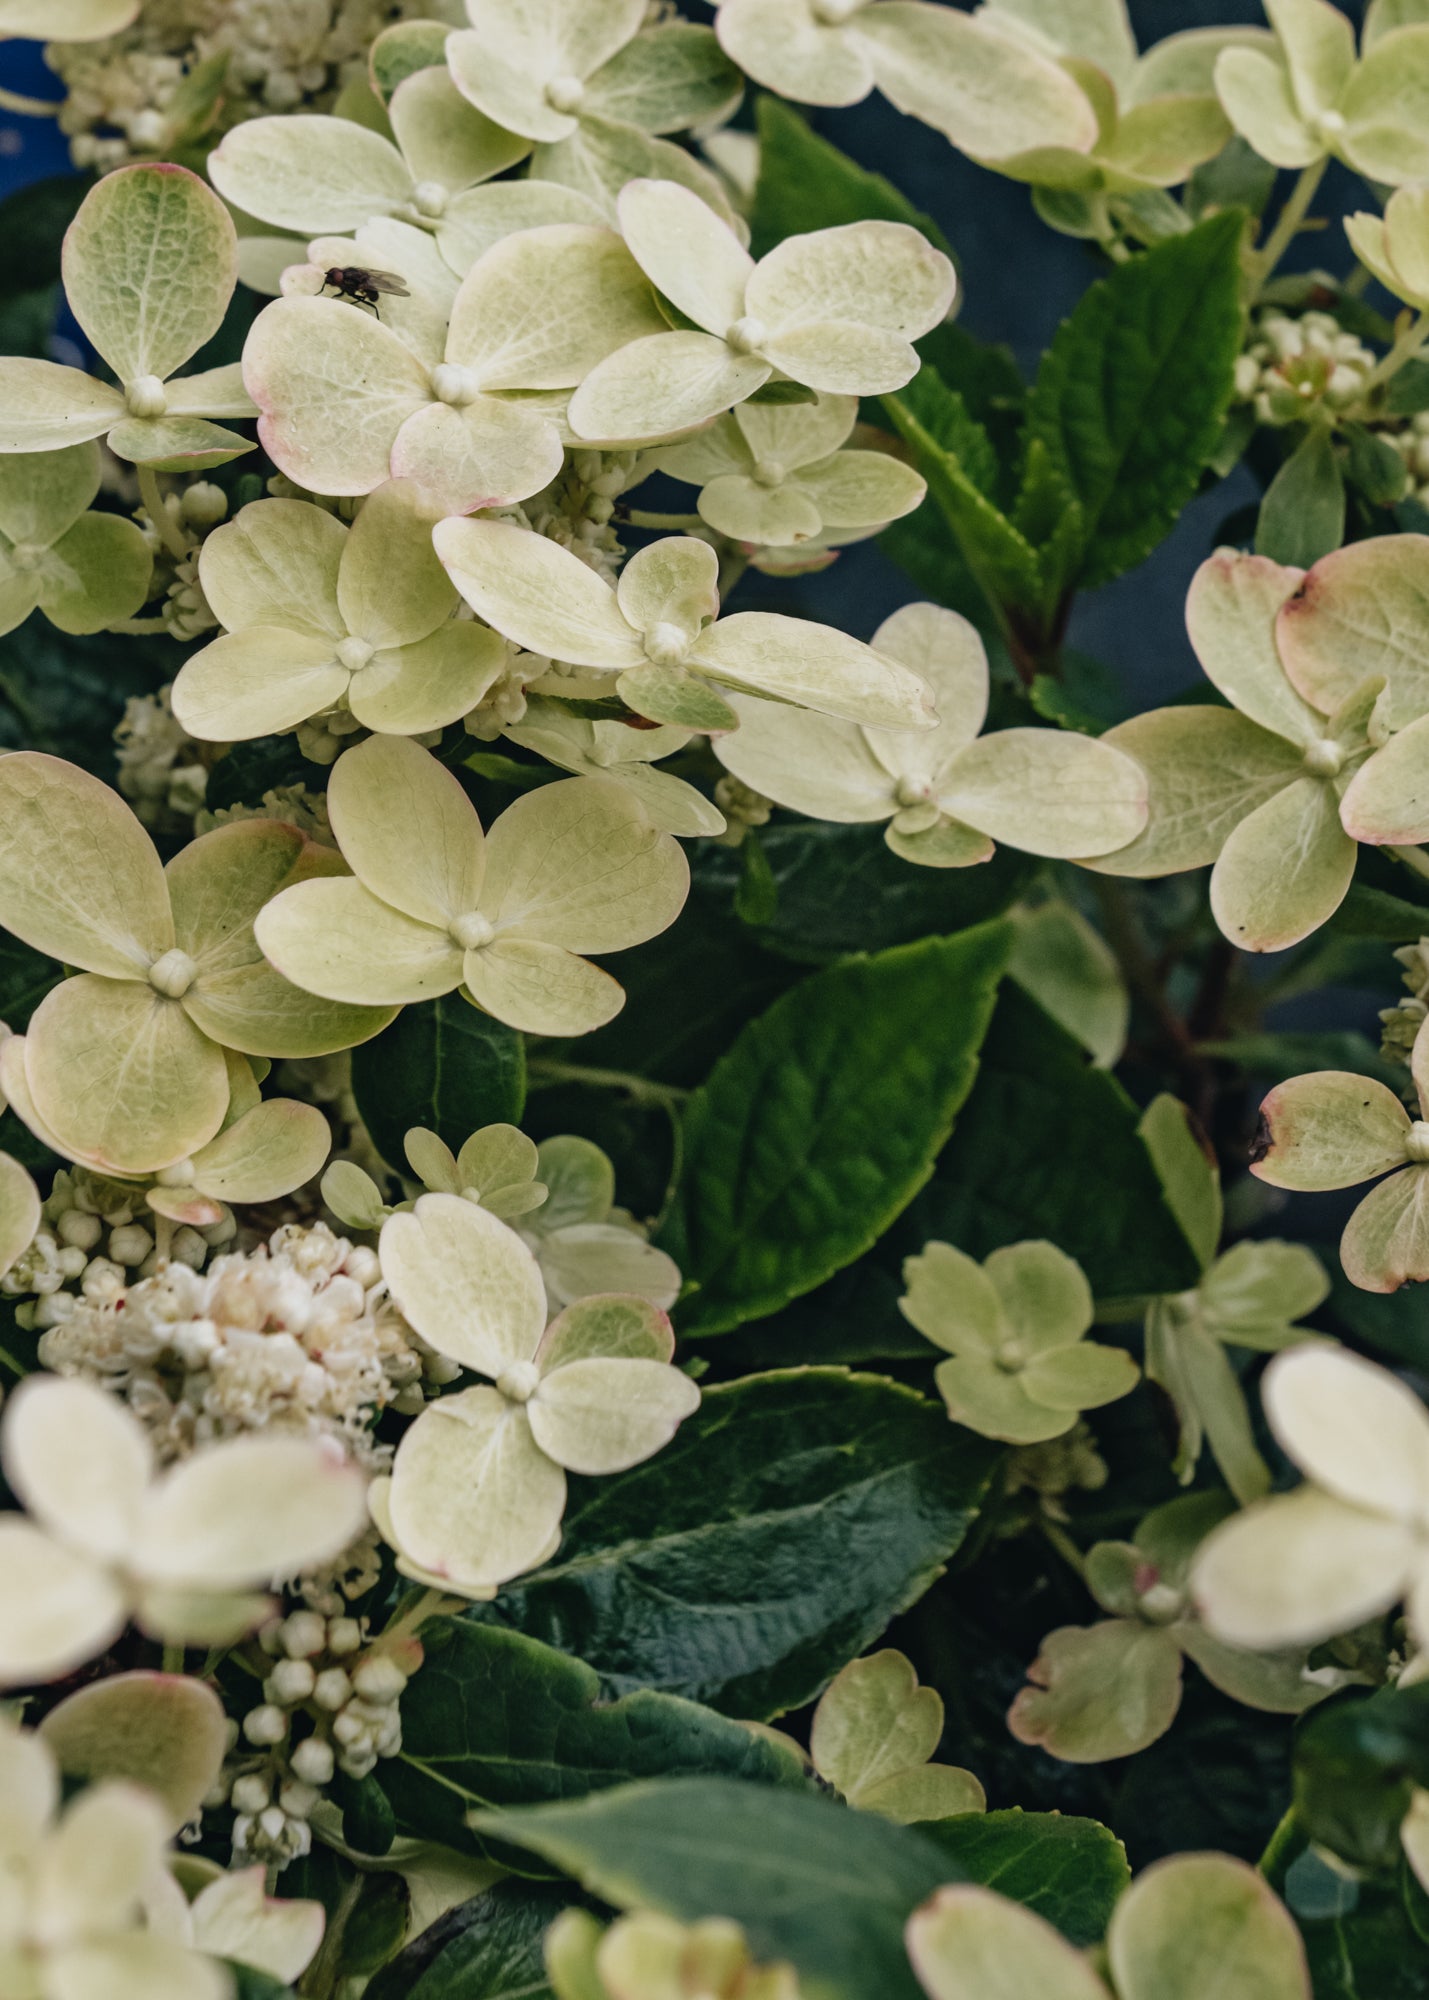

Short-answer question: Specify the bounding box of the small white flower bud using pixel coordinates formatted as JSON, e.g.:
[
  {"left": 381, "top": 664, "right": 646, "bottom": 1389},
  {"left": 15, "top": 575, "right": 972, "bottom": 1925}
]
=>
[
  {"left": 290, "top": 1735, "right": 335, "bottom": 1786},
  {"left": 280, "top": 1609, "right": 328, "bottom": 1659},
  {"left": 109, "top": 1223, "right": 153, "bottom": 1267},
  {"left": 353, "top": 1655, "right": 408, "bottom": 1704},
  {"left": 57, "top": 1210, "right": 103, "bottom": 1252},
  {"left": 279, "top": 1779, "right": 320, "bottom": 1820},
  {"left": 180, "top": 481, "right": 228, "bottom": 528},
  {"left": 243, "top": 1704, "right": 289, "bottom": 1747},
  {"left": 267, "top": 1658, "right": 317, "bottom": 1705},
  {"left": 344, "top": 1247, "right": 380, "bottom": 1287},
  {"left": 230, "top": 1773, "right": 271, "bottom": 1814},
  {"left": 312, "top": 1667, "right": 353, "bottom": 1711},
  {"left": 327, "top": 1617, "right": 363, "bottom": 1656}
]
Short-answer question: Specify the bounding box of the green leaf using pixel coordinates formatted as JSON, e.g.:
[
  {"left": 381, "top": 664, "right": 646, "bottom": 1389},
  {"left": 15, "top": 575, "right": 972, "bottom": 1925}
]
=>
[
  {"left": 1297, "top": 1884, "right": 1429, "bottom": 2000},
  {"left": 1199, "top": 1030, "right": 1407, "bottom": 1090},
  {"left": 1385, "top": 357, "right": 1429, "bottom": 416},
  {"left": 658, "top": 925, "right": 1011, "bottom": 1336},
  {"left": 1254, "top": 427, "right": 1346, "bottom": 568},
  {"left": 364, "top": 1884, "right": 566, "bottom": 2000},
  {"left": 471, "top": 1776, "right": 960, "bottom": 2000},
  {"left": 734, "top": 829, "right": 779, "bottom": 927},
  {"left": 1343, "top": 422, "right": 1409, "bottom": 505},
  {"left": 920, "top": 1810, "right": 1129, "bottom": 1947},
  {"left": 1293, "top": 1685, "right": 1429, "bottom": 1874},
  {"left": 750, "top": 98, "right": 950, "bottom": 258},
  {"left": 383, "top": 1620, "right": 805, "bottom": 1862},
  {"left": 228, "top": 1970, "right": 296, "bottom": 2000},
  {"left": 351, "top": 994, "right": 525, "bottom": 1174},
  {"left": 473, "top": 1368, "right": 999, "bottom": 1720},
  {"left": 1024, "top": 212, "right": 1244, "bottom": 590},
  {"left": 0, "top": 619, "right": 180, "bottom": 770},
  {"left": 205, "top": 734, "right": 327, "bottom": 812},
  {"left": 1328, "top": 1266, "right": 1429, "bottom": 1369},
  {"left": 899, "top": 982, "right": 1204, "bottom": 1301}
]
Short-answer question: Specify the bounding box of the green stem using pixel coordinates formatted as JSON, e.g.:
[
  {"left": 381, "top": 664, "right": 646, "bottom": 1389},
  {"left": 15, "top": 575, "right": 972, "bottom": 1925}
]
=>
[
  {"left": 1391, "top": 843, "right": 1429, "bottom": 885},
  {"left": 162, "top": 1642, "right": 185, "bottom": 1672},
  {"left": 0, "top": 84, "right": 60, "bottom": 118},
  {"left": 624, "top": 509, "right": 708, "bottom": 532},
  {"left": 1040, "top": 1517, "right": 1088, "bottom": 1583},
  {"left": 526, "top": 1059, "right": 689, "bottom": 1111},
  {"left": 383, "top": 1585, "right": 466, "bottom": 1646},
  {"left": 1361, "top": 307, "right": 1429, "bottom": 397},
  {"left": 1250, "top": 158, "right": 1328, "bottom": 293},
  {"left": 137, "top": 465, "right": 189, "bottom": 562},
  {"left": 105, "top": 616, "right": 170, "bottom": 635},
  {"left": 1257, "top": 1804, "right": 1299, "bottom": 1879},
  {"left": 0, "top": 1341, "right": 28, "bottom": 1379}
]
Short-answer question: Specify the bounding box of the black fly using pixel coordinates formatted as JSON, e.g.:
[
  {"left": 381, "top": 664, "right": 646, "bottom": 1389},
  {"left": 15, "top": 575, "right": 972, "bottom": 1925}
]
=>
[{"left": 321, "top": 266, "right": 410, "bottom": 310}]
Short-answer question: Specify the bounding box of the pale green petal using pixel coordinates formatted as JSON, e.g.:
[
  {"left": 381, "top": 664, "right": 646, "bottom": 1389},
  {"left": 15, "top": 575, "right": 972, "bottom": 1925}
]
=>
[
  {"left": 189, "top": 1098, "right": 330, "bottom": 1203},
  {"left": 389, "top": 63, "right": 530, "bottom": 191},
  {"left": 0, "top": 1150, "right": 40, "bottom": 1280},
  {"left": 49, "top": 1932, "right": 229, "bottom": 2000},
  {"left": 455, "top": 1122, "right": 538, "bottom": 1197},
  {"left": 1022, "top": 1339, "right": 1139, "bottom": 1411},
  {"left": 1342, "top": 1160, "right": 1429, "bottom": 1291},
  {"left": 537, "top": 1135, "right": 615, "bottom": 1229},
  {"left": 699, "top": 474, "right": 825, "bottom": 547},
  {"left": 435, "top": 514, "right": 642, "bottom": 668},
  {"left": 811, "top": 1648, "right": 942, "bottom": 1801},
  {"left": 0, "top": 553, "right": 42, "bottom": 636},
  {"left": 437, "top": 180, "right": 605, "bottom": 276},
  {"left": 62, "top": 163, "right": 236, "bottom": 384},
  {"left": 38, "top": 512, "right": 152, "bottom": 635},
  {"left": 0, "top": 0, "right": 137, "bottom": 33},
  {"left": 531, "top": 116, "right": 743, "bottom": 229},
  {"left": 404, "top": 1126, "right": 460, "bottom": 1193},
  {"left": 763, "top": 320, "right": 927, "bottom": 398},
  {"left": 1250, "top": 1068, "right": 1411, "bottom": 1191},
  {"left": 1185, "top": 548, "right": 1317, "bottom": 744},
  {"left": 900, "top": 1239, "right": 1005, "bottom": 1357},
  {"left": 337, "top": 477, "right": 452, "bottom": 647},
  {"left": 1192, "top": 1485, "right": 1416, "bottom": 1648},
  {"left": 0, "top": 437, "right": 98, "bottom": 544},
  {"left": 1008, "top": 898, "right": 1128, "bottom": 1069},
  {"left": 0, "top": 359, "right": 121, "bottom": 452},
  {"left": 535, "top": 1291, "right": 674, "bottom": 1367},
  {"left": 1214, "top": 47, "right": 1321, "bottom": 167},
  {"left": 3, "top": 1372, "right": 151, "bottom": 1558},
  {"left": 187, "top": 1866, "right": 326, "bottom": 1984},
  {"left": 381, "top": 1190, "right": 547, "bottom": 1375},
  {"left": 162, "top": 359, "right": 259, "bottom": 419},
  {"left": 939, "top": 728, "right": 1148, "bottom": 858},
  {"left": 0, "top": 1707, "right": 59, "bottom": 1855},
  {"left": 985, "top": 1239, "right": 1093, "bottom": 1353},
  {"left": 327, "top": 733, "right": 486, "bottom": 926},
  {"left": 1348, "top": 186, "right": 1429, "bottom": 308},
  {"left": 170, "top": 626, "right": 347, "bottom": 741},
  {"left": 1106, "top": 1851, "right": 1312, "bottom": 2000},
  {"left": 24, "top": 976, "right": 229, "bottom": 1175},
  {"left": 1267, "top": 0, "right": 1355, "bottom": 115},
  {"left": 244, "top": 296, "right": 430, "bottom": 496},
  {"left": 450, "top": 0, "right": 646, "bottom": 140},
  {"left": 31, "top": 1782, "right": 168, "bottom": 1944},
  {"left": 692, "top": 610, "right": 936, "bottom": 729},
  {"left": 0, "top": 751, "right": 173, "bottom": 975},
  {"left": 465, "top": 936, "right": 626, "bottom": 1035},
  {"left": 1263, "top": 1343, "right": 1429, "bottom": 1517},
  {"left": 935, "top": 1353, "right": 1074, "bottom": 1443},
  {"left": 866, "top": 601, "right": 990, "bottom": 779},
  {"left": 795, "top": 448, "right": 926, "bottom": 530},
  {"left": 1175, "top": 1624, "right": 1322, "bottom": 1712},
  {"left": 617, "top": 664, "right": 739, "bottom": 732},
  {"left": 106, "top": 413, "right": 252, "bottom": 472},
  {"left": 134, "top": 1434, "right": 368, "bottom": 1590},
  {"left": 885, "top": 817, "right": 996, "bottom": 868},
  {"left": 736, "top": 390, "right": 858, "bottom": 469},
  {"left": 1276, "top": 533, "right": 1429, "bottom": 730},
  {"left": 617, "top": 176, "right": 753, "bottom": 336},
  {"left": 584, "top": 22, "right": 741, "bottom": 133},
  {"left": 168, "top": 816, "right": 327, "bottom": 968},
  {"left": 980, "top": 0, "right": 1136, "bottom": 83},
  {"left": 1208, "top": 774, "right": 1355, "bottom": 951},
  {"left": 1007, "top": 1619, "right": 1183, "bottom": 1762},
  {"left": 1344, "top": 208, "right": 1410, "bottom": 302},
  {"left": 527, "top": 1355, "right": 700, "bottom": 1472},
  {"left": 746, "top": 217, "right": 954, "bottom": 351},
  {"left": 254, "top": 876, "right": 464, "bottom": 1007},
  {"left": 0, "top": 1520, "right": 125, "bottom": 1689},
  {"left": 906, "top": 1884, "right": 1114, "bottom": 2000},
  {"left": 536, "top": 1223, "right": 681, "bottom": 1312},
  {"left": 391, "top": 397, "right": 558, "bottom": 514},
  {"left": 568, "top": 331, "right": 772, "bottom": 446},
  {"left": 1200, "top": 1239, "right": 1329, "bottom": 1332},
  {"left": 1341, "top": 27, "right": 1429, "bottom": 183},
  {"left": 1088, "top": 707, "right": 1302, "bottom": 877},
  {"left": 714, "top": 691, "right": 894, "bottom": 821},
  {"left": 715, "top": 0, "right": 874, "bottom": 106},
  {"left": 1338, "top": 715, "right": 1429, "bottom": 845},
  {"left": 449, "top": 224, "right": 666, "bottom": 391},
  {"left": 209, "top": 114, "right": 413, "bottom": 232},
  {"left": 349, "top": 623, "right": 507, "bottom": 735},
  {"left": 590, "top": 763, "right": 727, "bottom": 837},
  {"left": 859, "top": 1764, "right": 985, "bottom": 1823},
  {"left": 199, "top": 495, "right": 346, "bottom": 635},
  {"left": 616, "top": 535, "right": 720, "bottom": 650},
  {"left": 39, "top": 1671, "right": 227, "bottom": 1834},
  {"left": 387, "top": 1389, "right": 566, "bottom": 1589}
]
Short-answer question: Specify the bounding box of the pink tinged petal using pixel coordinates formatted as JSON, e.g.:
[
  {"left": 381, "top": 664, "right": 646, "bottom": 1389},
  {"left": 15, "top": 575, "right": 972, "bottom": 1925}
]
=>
[
  {"left": 327, "top": 733, "right": 486, "bottom": 926},
  {"left": 170, "top": 627, "right": 347, "bottom": 741},
  {"left": 716, "top": 0, "right": 875, "bottom": 105},
  {"left": 244, "top": 296, "right": 431, "bottom": 496},
  {"left": 189, "top": 1099, "right": 330, "bottom": 1204},
  {"left": 134, "top": 1434, "right": 368, "bottom": 1590},
  {"left": 616, "top": 177, "right": 754, "bottom": 335},
  {"left": 0, "top": 358, "right": 122, "bottom": 451},
  {"left": 1339, "top": 713, "right": 1429, "bottom": 844},
  {"left": 0, "top": 750, "right": 173, "bottom": 976},
  {"left": 566, "top": 331, "right": 772, "bottom": 446},
  {"left": 1192, "top": 1486, "right": 1418, "bottom": 1650},
  {"left": 349, "top": 624, "right": 508, "bottom": 735},
  {"left": 1185, "top": 547, "right": 1317, "bottom": 744},
  {"left": 380, "top": 1191, "right": 547, "bottom": 1376},
  {"left": 464, "top": 936, "right": 627, "bottom": 1036},
  {"left": 1208, "top": 775, "right": 1356, "bottom": 952},
  {"left": 0, "top": 1520, "right": 125, "bottom": 1689},
  {"left": 527, "top": 1356, "right": 701, "bottom": 1473},
  {"left": 389, "top": 396, "right": 565, "bottom": 514},
  {"left": 905, "top": 1884, "right": 1114, "bottom": 2000},
  {"left": 1262, "top": 1344, "right": 1429, "bottom": 1517},
  {"left": 23, "top": 977, "right": 230, "bottom": 1177},
  {"left": 1276, "top": 535, "right": 1429, "bottom": 732},
  {"left": 389, "top": 1390, "right": 567, "bottom": 1590},
  {"left": 1007, "top": 1620, "right": 1184, "bottom": 1763},
  {"left": 2, "top": 1373, "right": 152, "bottom": 1558},
  {"left": 1341, "top": 1166, "right": 1429, "bottom": 1293},
  {"left": 434, "top": 515, "right": 642, "bottom": 668},
  {"left": 1249, "top": 1070, "right": 1411, "bottom": 1191},
  {"left": 253, "top": 876, "right": 465, "bottom": 1007},
  {"left": 208, "top": 113, "right": 415, "bottom": 233},
  {"left": 199, "top": 495, "right": 347, "bottom": 634},
  {"left": 39, "top": 1671, "right": 228, "bottom": 1834}
]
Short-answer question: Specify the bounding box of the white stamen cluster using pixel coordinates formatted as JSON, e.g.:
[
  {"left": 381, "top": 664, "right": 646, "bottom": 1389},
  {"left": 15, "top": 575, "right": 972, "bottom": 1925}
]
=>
[{"left": 1232, "top": 308, "right": 1376, "bottom": 426}]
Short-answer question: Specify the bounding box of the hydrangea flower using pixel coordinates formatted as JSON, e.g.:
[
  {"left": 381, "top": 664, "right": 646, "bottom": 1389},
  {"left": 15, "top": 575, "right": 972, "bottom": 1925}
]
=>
[
  {"left": 713, "top": 0, "right": 1099, "bottom": 165},
  {"left": 566, "top": 179, "right": 955, "bottom": 445},
  {"left": 371, "top": 1193, "right": 700, "bottom": 1593},
  {"left": 521, "top": 1134, "right": 681, "bottom": 1313},
  {"left": 1193, "top": 1346, "right": 1429, "bottom": 1653},
  {"left": 1346, "top": 183, "right": 1429, "bottom": 311},
  {"left": 899, "top": 1238, "right": 1139, "bottom": 1444},
  {"left": 503, "top": 699, "right": 727, "bottom": 837},
  {"left": 0, "top": 1152, "right": 40, "bottom": 1282},
  {"left": 0, "top": 442, "right": 152, "bottom": 638},
  {"left": 810, "top": 1649, "right": 985, "bottom": 1821},
  {"left": 447, "top": 0, "right": 743, "bottom": 220},
  {"left": 254, "top": 735, "right": 690, "bottom": 1037},
  {"left": 325, "top": 1119, "right": 550, "bottom": 1234},
  {"left": 0, "top": 165, "right": 256, "bottom": 471},
  {"left": 1215, "top": 0, "right": 1429, "bottom": 183},
  {"left": 653, "top": 392, "right": 926, "bottom": 547},
  {"left": 547, "top": 1908, "right": 804, "bottom": 2000},
  {"left": 714, "top": 602, "right": 1148, "bottom": 865},
  {"left": 0, "top": 755, "right": 392, "bottom": 1174},
  {"left": 1089, "top": 548, "right": 1429, "bottom": 951},
  {"left": 242, "top": 223, "right": 666, "bottom": 508},
  {"left": 1007, "top": 1493, "right": 1327, "bottom": 1765},
  {"left": 435, "top": 519, "right": 937, "bottom": 733},
  {"left": 170, "top": 483, "right": 505, "bottom": 743},
  {"left": 0, "top": 1373, "right": 369, "bottom": 1685}
]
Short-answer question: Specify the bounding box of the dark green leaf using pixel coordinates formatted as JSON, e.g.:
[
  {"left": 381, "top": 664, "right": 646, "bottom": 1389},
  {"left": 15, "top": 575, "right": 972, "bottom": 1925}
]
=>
[
  {"left": 1328, "top": 1268, "right": 1429, "bottom": 1369},
  {"left": 384, "top": 1620, "right": 804, "bottom": 1861},
  {"left": 370, "top": 19, "right": 452, "bottom": 99},
  {"left": 744, "top": 379, "right": 819, "bottom": 406},
  {"left": 228, "top": 1969, "right": 296, "bottom": 2000},
  {"left": 1028, "top": 648, "right": 1129, "bottom": 736},
  {"left": 472, "top": 1777, "right": 960, "bottom": 2000},
  {"left": 365, "top": 1884, "right": 566, "bottom": 2000},
  {"left": 1294, "top": 1686, "right": 1429, "bottom": 1873},
  {"left": 332, "top": 1769, "right": 396, "bottom": 1856},
  {"left": 1299, "top": 1884, "right": 1429, "bottom": 2000},
  {"left": 1185, "top": 138, "right": 1277, "bottom": 221},
  {"left": 898, "top": 982, "right": 1203, "bottom": 1300},
  {"left": 1255, "top": 427, "right": 1346, "bottom": 567},
  {"left": 351, "top": 995, "right": 525, "bottom": 1173},
  {"left": 919, "top": 1810, "right": 1129, "bottom": 1946},
  {"left": 1385, "top": 358, "right": 1429, "bottom": 417},
  {"left": 0, "top": 620, "right": 180, "bottom": 772},
  {"left": 205, "top": 735, "right": 326, "bottom": 811},
  {"left": 734, "top": 829, "right": 779, "bottom": 926},
  {"left": 1025, "top": 213, "right": 1244, "bottom": 588},
  {"left": 1343, "top": 423, "right": 1410, "bottom": 506},
  {"left": 474, "top": 1368, "right": 998, "bottom": 1719},
  {"left": 1199, "top": 1031, "right": 1407, "bottom": 1090},
  {"left": 751, "top": 98, "right": 950, "bottom": 257},
  {"left": 658, "top": 925, "right": 1010, "bottom": 1336}
]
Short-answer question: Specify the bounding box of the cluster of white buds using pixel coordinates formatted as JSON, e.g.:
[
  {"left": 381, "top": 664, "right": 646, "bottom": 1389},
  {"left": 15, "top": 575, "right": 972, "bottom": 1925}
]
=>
[
  {"left": 712, "top": 773, "right": 773, "bottom": 848},
  {"left": 114, "top": 685, "right": 209, "bottom": 832},
  {"left": 33, "top": 1218, "right": 422, "bottom": 1466},
  {"left": 1002, "top": 1419, "right": 1109, "bottom": 1526},
  {"left": 1380, "top": 937, "right": 1429, "bottom": 1068},
  {"left": 1385, "top": 410, "right": 1429, "bottom": 505},
  {"left": 221, "top": 1605, "right": 419, "bottom": 1865},
  {"left": 3, "top": 1166, "right": 225, "bottom": 1327},
  {"left": 520, "top": 451, "right": 647, "bottom": 589},
  {"left": 1232, "top": 309, "right": 1376, "bottom": 426},
  {"left": 461, "top": 642, "right": 549, "bottom": 742},
  {"left": 198, "top": 783, "right": 337, "bottom": 848}
]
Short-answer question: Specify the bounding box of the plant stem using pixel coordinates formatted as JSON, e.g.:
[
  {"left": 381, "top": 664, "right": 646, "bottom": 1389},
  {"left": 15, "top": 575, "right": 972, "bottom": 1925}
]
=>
[
  {"left": 1250, "top": 159, "right": 1328, "bottom": 293},
  {"left": 1087, "top": 875, "right": 1192, "bottom": 1057},
  {"left": 1391, "top": 843, "right": 1429, "bottom": 884},
  {"left": 105, "top": 616, "right": 170, "bottom": 635},
  {"left": 138, "top": 464, "right": 189, "bottom": 561},
  {"left": 624, "top": 509, "right": 708, "bottom": 532},
  {"left": 383, "top": 1586, "right": 466, "bottom": 1645},
  {"left": 1361, "top": 308, "right": 1429, "bottom": 397},
  {"left": 1040, "top": 1517, "right": 1088, "bottom": 1583},
  {"left": 162, "top": 1642, "right": 185, "bottom": 1672},
  {"left": 526, "top": 1058, "right": 689, "bottom": 1110},
  {"left": 1257, "top": 1804, "right": 1299, "bottom": 1879},
  {"left": 0, "top": 84, "right": 59, "bottom": 117}
]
